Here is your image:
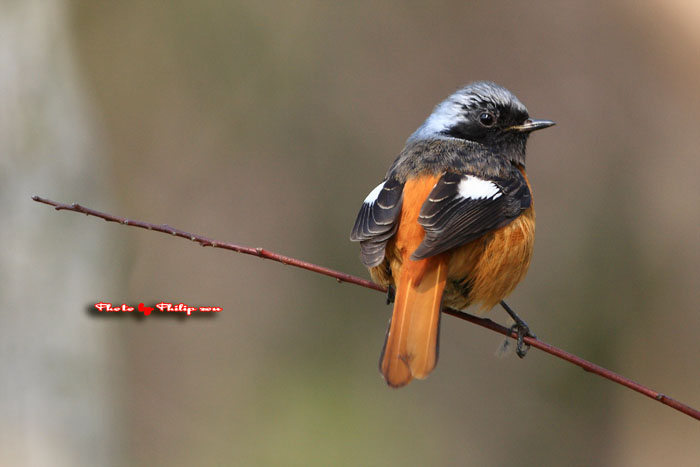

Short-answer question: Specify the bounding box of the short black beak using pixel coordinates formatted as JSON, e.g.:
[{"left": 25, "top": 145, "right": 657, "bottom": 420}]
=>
[{"left": 509, "top": 118, "right": 556, "bottom": 133}]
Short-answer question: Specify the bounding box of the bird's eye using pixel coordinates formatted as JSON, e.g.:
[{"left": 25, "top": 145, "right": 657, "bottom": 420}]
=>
[{"left": 479, "top": 112, "right": 495, "bottom": 127}]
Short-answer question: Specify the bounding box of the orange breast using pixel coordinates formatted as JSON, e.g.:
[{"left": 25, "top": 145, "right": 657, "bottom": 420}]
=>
[
  {"left": 444, "top": 206, "right": 535, "bottom": 312},
  {"left": 369, "top": 170, "right": 536, "bottom": 314}
]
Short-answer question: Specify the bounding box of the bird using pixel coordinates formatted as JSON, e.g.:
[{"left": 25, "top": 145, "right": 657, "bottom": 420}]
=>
[{"left": 350, "top": 81, "right": 554, "bottom": 388}]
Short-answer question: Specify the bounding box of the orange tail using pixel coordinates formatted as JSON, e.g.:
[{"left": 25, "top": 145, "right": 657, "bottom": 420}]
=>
[{"left": 380, "top": 254, "right": 448, "bottom": 387}]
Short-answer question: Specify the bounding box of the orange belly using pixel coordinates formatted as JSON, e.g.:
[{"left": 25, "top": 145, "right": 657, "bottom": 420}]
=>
[
  {"left": 443, "top": 206, "right": 535, "bottom": 312},
  {"left": 369, "top": 173, "right": 535, "bottom": 313}
]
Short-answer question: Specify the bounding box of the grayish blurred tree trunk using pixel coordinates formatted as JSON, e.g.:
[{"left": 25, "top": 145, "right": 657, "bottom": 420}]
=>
[{"left": 0, "top": 1, "right": 120, "bottom": 465}]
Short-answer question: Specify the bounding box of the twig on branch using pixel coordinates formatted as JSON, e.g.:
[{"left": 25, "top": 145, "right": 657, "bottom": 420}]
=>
[
  {"left": 31, "top": 196, "right": 381, "bottom": 292},
  {"left": 32, "top": 195, "right": 700, "bottom": 422}
]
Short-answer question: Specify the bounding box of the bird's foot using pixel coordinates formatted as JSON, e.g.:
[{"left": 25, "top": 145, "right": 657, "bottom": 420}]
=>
[
  {"left": 386, "top": 285, "right": 396, "bottom": 305},
  {"left": 507, "top": 322, "right": 534, "bottom": 358},
  {"left": 500, "top": 301, "right": 536, "bottom": 358}
]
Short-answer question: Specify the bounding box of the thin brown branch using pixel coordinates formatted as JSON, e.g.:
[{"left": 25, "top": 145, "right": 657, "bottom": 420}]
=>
[
  {"left": 32, "top": 195, "right": 700, "bottom": 422},
  {"left": 31, "top": 196, "right": 382, "bottom": 292}
]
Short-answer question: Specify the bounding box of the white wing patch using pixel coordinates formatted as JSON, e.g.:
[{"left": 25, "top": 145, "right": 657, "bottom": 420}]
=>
[
  {"left": 364, "top": 182, "right": 385, "bottom": 204},
  {"left": 457, "top": 176, "right": 502, "bottom": 200}
]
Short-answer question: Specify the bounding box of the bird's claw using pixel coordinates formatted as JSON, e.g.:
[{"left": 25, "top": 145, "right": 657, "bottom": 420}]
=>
[
  {"left": 508, "top": 322, "right": 535, "bottom": 358},
  {"left": 386, "top": 285, "right": 396, "bottom": 305},
  {"left": 500, "top": 300, "right": 536, "bottom": 358}
]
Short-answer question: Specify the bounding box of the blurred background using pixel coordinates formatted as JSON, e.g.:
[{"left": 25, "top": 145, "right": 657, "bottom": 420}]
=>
[{"left": 3, "top": 0, "right": 700, "bottom": 465}]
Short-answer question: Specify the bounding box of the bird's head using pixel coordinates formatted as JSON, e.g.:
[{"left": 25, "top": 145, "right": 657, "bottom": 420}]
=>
[{"left": 408, "top": 81, "right": 554, "bottom": 165}]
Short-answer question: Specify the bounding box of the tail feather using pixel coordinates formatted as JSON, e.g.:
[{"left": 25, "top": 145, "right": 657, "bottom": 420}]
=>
[{"left": 380, "top": 255, "right": 448, "bottom": 387}]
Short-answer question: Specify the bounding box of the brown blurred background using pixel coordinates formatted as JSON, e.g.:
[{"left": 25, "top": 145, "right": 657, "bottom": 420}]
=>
[{"left": 3, "top": 1, "right": 700, "bottom": 465}]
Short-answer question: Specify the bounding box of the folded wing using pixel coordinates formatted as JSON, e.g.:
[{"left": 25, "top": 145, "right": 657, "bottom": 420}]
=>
[
  {"left": 412, "top": 171, "right": 530, "bottom": 260},
  {"left": 350, "top": 178, "right": 404, "bottom": 267}
]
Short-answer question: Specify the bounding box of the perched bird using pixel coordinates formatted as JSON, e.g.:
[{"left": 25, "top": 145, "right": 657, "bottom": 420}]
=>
[{"left": 350, "top": 81, "right": 554, "bottom": 388}]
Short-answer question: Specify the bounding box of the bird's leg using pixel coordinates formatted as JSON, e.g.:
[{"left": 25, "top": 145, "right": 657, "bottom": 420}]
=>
[
  {"left": 500, "top": 300, "right": 535, "bottom": 358},
  {"left": 386, "top": 285, "right": 396, "bottom": 305}
]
